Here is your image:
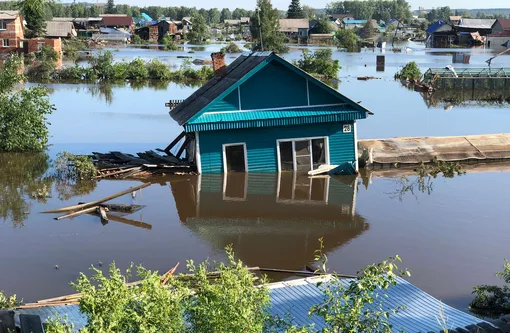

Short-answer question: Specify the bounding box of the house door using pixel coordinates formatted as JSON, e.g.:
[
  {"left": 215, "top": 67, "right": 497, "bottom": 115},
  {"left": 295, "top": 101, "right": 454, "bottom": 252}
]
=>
[{"left": 223, "top": 143, "right": 247, "bottom": 173}]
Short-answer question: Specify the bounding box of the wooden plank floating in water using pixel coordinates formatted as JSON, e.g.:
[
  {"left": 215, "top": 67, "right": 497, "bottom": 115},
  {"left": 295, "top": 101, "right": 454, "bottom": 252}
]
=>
[
  {"left": 43, "top": 183, "right": 151, "bottom": 214},
  {"left": 360, "top": 133, "right": 510, "bottom": 166}
]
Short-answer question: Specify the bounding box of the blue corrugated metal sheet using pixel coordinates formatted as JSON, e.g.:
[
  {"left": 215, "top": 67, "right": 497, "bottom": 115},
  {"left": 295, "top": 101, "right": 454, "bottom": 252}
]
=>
[
  {"left": 186, "top": 110, "right": 365, "bottom": 132},
  {"left": 344, "top": 19, "right": 368, "bottom": 24},
  {"left": 268, "top": 275, "right": 491, "bottom": 332},
  {"left": 198, "top": 122, "right": 354, "bottom": 173},
  {"left": 14, "top": 276, "right": 491, "bottom": 333}
]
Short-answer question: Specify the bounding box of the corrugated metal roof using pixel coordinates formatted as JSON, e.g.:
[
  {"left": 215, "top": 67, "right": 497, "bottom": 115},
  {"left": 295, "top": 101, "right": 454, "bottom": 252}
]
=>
[
  {"left": 343, "top": 19, "right": 367, "bottom": 24},
  {"left": 14, "top": 276, "right": 495, "bottom": 333},
  {"left": 0, "top": 10, "right": 20, "bottom": 20},
  {"left": 279, "top": 19, "right": 309, "bottom": 32},
  {"left": 458, "top": 18, "right": 496, "bottom": 29},
  {"left": 45, "top": 21, "right": 76, "bottom": 37},
  {"left": 185, "top": 109, "right": 367, "bottom": 132},
  {"left": 170, "top": 52, "right": 271, "bottom": 126}
]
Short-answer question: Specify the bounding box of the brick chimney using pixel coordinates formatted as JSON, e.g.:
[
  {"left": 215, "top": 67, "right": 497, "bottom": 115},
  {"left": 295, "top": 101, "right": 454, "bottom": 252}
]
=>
[{"left": 211, "top": 52, "right": 227, "bottom": 77}]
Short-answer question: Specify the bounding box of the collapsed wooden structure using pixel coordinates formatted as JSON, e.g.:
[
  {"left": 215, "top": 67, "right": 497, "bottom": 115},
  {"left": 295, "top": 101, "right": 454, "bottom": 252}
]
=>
[{"left": 91, "top": 133, "right": 196, "bottom": 179}]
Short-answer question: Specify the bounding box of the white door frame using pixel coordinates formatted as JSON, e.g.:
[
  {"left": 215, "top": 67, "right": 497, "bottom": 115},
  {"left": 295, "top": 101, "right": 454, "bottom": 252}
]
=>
[
  {"left": 222, "top": 142, "right": 248, "bottom": 173},
  {"left": 276, "top": 136, "right": 330, "bottom": 173}
]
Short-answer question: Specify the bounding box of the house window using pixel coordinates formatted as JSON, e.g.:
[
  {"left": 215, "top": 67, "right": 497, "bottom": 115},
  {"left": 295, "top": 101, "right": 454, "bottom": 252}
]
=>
[
  {"left": 0, "top": 21, "right": 6, "bottom": 30},
  {"left": 2, "top": 39, "right": 9, "bottom": 47},
  {"left": 277, "top": 137, "right": 328, "bottom": 172}
]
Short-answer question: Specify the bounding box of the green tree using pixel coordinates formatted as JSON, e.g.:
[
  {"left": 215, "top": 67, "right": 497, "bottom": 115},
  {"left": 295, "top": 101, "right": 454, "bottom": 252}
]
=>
[
  {"left": 232, "top": 7, "right": 248, "bottom": 19},
  {"left": 335, "top": 29, "right": 359, "bottom": 51},
  {"left": 315, "top": 17, "right": 332, "bottom": 33},
  {"left": 287, "top": 0, "right": 304, "bottom": 18},
  {"left": 251, "top": 0, "right": 288, "bottom": 53},
  {"left": 105, "top": 0, "right": 115, "bottom": 14},
  {"left": 187, "top": 13, "right": 209, "bottom": 44},
  {"left": 220, "top": 8, "right": 232, "bottom": 22},
  {"left": 71, "top": 263, "right": 187, "bottom": 333},
  {"left": 302, "top": 5, "right": 316, "bottom": 19},
  {"left": 17, "top": 0, "right": 46, "bottom": 37},
  {"left": 186, "top": 246, "right": 270, "bottom": 333},
  {"left": 426, "top": 6, "right": 451, "bottom": 22},
  {"left": 294, "top": 49, "right": 340, "bottom": 79},
  {"left": 208, "top": 8, "right": 221, "bottom": 24},
  {"left": 0, "top": 55, "right": 53, "bottom": 152}
]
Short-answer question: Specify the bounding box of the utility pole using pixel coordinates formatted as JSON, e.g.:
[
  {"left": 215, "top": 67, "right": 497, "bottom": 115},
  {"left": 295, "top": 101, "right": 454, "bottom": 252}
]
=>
[{"left": 257, "top": 8, "right": 264, "bottom": 51}]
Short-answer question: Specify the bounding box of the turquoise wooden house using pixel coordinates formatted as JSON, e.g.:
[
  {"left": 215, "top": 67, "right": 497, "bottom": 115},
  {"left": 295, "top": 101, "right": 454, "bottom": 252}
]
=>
[{"left": 170, "top": 52, "right": 372, "bottom": 174}]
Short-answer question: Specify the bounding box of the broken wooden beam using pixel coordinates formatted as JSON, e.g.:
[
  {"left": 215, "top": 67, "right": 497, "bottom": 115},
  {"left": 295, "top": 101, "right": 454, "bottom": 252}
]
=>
[
  {"left": 163, "top": 131, "right": 185, "bottom": 156},
  {"left": 55, "top": 206, "right": 99, "bottom": 220},
  {"left": 43, "top": 183, "right": 151, "bottom": 214}
]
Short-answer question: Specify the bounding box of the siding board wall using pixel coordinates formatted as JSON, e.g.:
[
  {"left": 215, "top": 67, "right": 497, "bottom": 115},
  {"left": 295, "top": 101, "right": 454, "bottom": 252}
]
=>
[
  {"left": 199, "top": 122, "right": 354, "bottom": 173},
  {"left": 239, "top": 61, "right": 308, "bottom": 110}
]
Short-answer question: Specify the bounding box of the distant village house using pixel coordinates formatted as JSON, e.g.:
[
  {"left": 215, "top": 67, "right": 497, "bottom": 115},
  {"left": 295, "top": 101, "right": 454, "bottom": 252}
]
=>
[
  {"left": 0, "top": 10, "right": 24, "bottom": 53},
  {"left": 100, "top": 14, "right": 134, "bottom": 29},
  {"left": 279, "top": 19, "right": 310, "bottom": 41}
]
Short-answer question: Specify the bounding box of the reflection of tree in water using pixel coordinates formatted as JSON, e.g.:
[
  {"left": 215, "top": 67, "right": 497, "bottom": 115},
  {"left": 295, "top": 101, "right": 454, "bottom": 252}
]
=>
[
  {"left": 387, "top": 161, "right": 464, "bottom": 201},
  {"left": 0, "top": 153, "right": 98, "bottom": 227},
  {"left": 389, "top": 175, "right": 434, "bottom": 201},
  {"left": 53, "top": 179, "right": 97, "bottom": 201},
  {"left": 87, "top": 83, "right": 114, "bottom": 105},
  {"left": 0, "top": 153, "right": 51, "bottom": 227}
]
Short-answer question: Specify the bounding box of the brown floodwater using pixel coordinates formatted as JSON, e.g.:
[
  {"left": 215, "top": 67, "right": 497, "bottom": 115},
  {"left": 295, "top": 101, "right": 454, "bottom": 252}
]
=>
[{"left": 1, "top": 152, "right": 510, "bottom": 313}]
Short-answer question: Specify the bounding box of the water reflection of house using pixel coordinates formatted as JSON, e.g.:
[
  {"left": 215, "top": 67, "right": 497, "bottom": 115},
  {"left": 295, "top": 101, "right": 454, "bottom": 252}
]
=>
[{"left": 170, "top": 174, "right": 368, "bottom": 269}]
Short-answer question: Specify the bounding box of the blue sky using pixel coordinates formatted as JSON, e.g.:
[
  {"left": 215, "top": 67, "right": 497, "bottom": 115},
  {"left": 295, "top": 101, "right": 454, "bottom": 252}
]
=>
[{"left": 113, "top": 0, "right": 510, "bottom": 10}]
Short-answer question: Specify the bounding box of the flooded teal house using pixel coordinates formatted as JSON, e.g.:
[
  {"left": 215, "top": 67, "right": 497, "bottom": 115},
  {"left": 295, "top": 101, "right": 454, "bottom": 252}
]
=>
[{"left": 170, "top": 52, "right": 373, "bottom": 174}]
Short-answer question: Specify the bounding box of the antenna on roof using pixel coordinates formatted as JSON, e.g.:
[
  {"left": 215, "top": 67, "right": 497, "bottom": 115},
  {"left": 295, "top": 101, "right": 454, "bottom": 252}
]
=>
[{"left": 257, "top": 7, "right": 264, "bottom": 52}]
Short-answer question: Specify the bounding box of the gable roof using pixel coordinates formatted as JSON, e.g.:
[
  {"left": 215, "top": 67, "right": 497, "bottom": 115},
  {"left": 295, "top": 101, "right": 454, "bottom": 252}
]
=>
[
  {"left": 45, "top": 21, "right": 76, "bottom": 37},
  {"left": 494, "top": 18, "right": 510, "bottom": 30},
  {"left": 0, "top": 10, "right": 20, "bottom": 20},
  {"left": 458, "top": 18, "right": 495, "bottom": 29},
  {"left": 101, "top": 15, "right": 133, "bottom": 26},
  {"left": 279, "top": 19, "right": 309, "bottom": 32},
  {"left": 170, "top": 52, "right": 373, "bottom": 127}
]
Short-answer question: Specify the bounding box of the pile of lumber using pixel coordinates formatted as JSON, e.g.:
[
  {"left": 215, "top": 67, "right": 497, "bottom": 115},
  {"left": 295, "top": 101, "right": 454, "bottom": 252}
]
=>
[{"left": 91, "top": 150, "right": 196, "bottom": 179}]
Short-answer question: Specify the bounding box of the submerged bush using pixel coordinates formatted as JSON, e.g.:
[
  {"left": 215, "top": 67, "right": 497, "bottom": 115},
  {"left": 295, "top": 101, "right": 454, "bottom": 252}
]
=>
[
  {"left": 396, "top": 61, "right": 422, "bottom": 81},
  {"left": 471, "top": 260, "right": 510, "bottom": 317},
  {"left": 220, "top": 42, "right": 243, "bottom": 53},
  {"left": 146, "top": 59, "right": 172, "bottom": 80},
  {"left": 54, "top": 152, "right": 97, "bottom": 181},
  {"left": 62, "top": 38, "right": 87, "bottom": 61},
  {"left": 126, "top": 58, "right": 149, "bottom": 80},
  {"left": 294, "top": 49, "right": 340, "bottom": 79},
  {"left": 161, "top": 35, "right": 179, "bottom": 51}
]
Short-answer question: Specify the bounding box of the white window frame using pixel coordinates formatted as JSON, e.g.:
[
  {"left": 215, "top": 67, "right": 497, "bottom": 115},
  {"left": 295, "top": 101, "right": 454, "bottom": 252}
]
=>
[
  {"left": 222, "top": 142, "right": 248, "bottom": 174},
  {"left": 0, "top": 21, "right": 6, "bottom": 31},
  {"left": 2, "top": 39, "right": 9, "bottom": 47},
  {"left": 276, "top": 136, "right": 330, "bottom": 173}
]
